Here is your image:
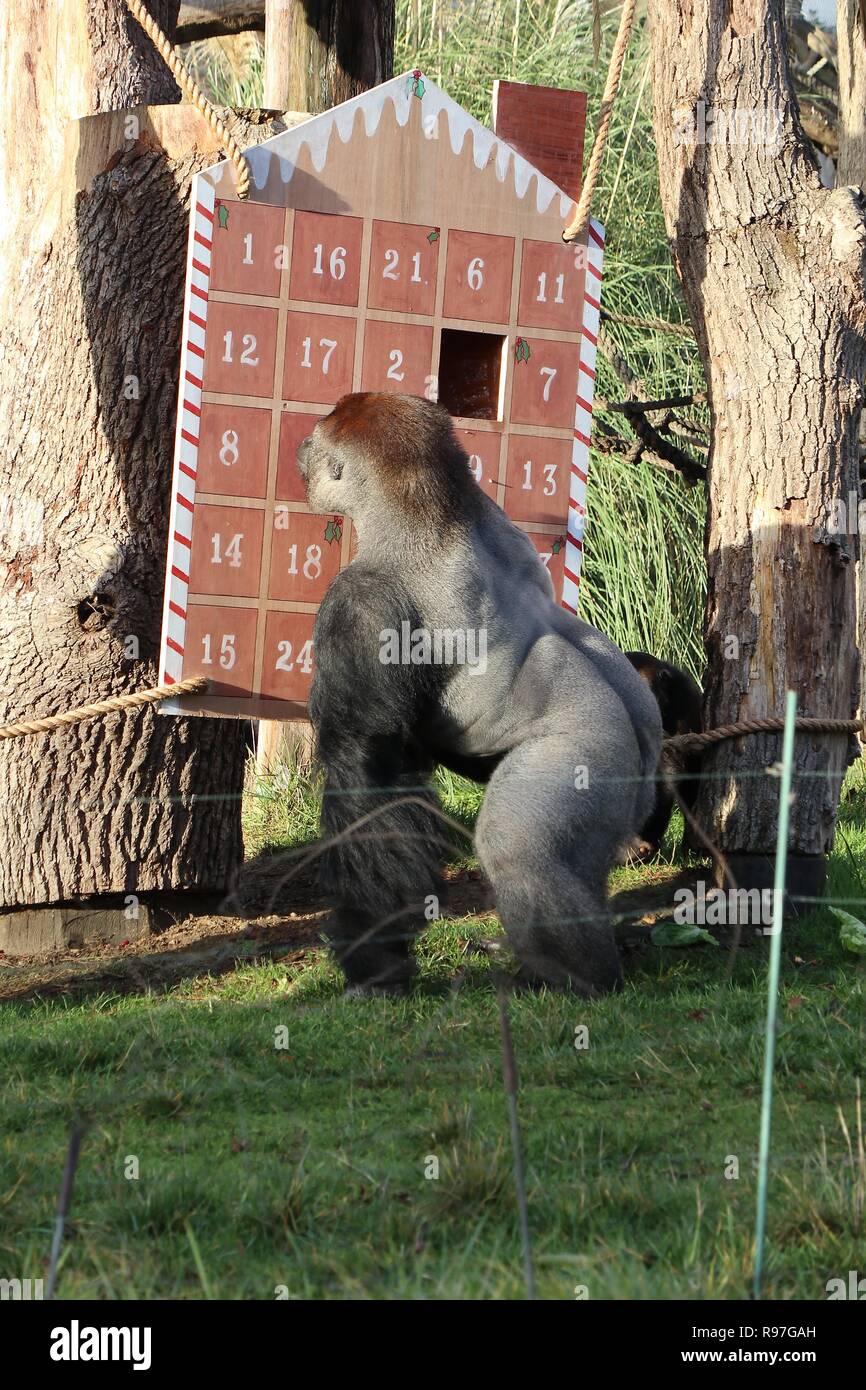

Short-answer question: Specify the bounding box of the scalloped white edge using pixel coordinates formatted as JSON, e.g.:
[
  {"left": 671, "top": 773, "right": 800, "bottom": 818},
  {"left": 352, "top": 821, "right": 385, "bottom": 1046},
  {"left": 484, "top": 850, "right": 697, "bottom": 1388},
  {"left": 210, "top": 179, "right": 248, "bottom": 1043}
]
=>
[{"left": 204, "top": 72, "right": 575, "bottom": 219}]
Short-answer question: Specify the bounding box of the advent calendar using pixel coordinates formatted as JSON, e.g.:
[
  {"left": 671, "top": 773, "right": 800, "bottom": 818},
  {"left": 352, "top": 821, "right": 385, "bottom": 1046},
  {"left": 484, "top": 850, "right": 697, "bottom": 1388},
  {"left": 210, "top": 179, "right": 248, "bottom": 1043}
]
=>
[{"left": 158, "top": 73, "right": 603, "bottom": 718}]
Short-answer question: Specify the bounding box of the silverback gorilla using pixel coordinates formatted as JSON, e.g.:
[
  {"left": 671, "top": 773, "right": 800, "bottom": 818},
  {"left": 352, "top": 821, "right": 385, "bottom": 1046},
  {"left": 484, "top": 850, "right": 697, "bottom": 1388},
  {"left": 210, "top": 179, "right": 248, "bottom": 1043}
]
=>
[{"left": 298, "top": 393, "right": 662, "bottom": 997}]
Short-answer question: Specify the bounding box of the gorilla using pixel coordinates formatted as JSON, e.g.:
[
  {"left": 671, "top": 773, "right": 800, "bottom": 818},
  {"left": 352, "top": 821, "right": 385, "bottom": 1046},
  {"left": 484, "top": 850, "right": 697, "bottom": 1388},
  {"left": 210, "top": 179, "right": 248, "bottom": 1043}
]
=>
[
  {"left": 625, "top": 652, "right": 703, "bottom": 856},
  {"left": 298, "top": 392, "right": 662, "bottom": 997}
]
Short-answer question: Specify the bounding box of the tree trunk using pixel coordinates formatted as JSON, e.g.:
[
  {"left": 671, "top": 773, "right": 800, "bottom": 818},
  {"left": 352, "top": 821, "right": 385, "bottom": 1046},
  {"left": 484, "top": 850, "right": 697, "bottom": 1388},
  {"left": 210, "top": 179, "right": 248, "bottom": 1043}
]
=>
[
  {"left": 837, "top": 0, "right": 866, "bottom": 747},
  {"left": 0, "top": 1, "right": 281, "bottom": 910},
  {"left": 264, "top": 0, "right": 394, "bottom": 113},
  {"left": 647, "top": 0, "right": 866, "bottom": 895}
]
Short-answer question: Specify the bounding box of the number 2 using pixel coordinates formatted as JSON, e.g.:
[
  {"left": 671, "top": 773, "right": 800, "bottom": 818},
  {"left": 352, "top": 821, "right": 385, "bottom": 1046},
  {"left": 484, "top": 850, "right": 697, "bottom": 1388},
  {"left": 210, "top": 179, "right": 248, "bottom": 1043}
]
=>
[{"left": 275, "top": 639, "right": 314, "bottom": 674}]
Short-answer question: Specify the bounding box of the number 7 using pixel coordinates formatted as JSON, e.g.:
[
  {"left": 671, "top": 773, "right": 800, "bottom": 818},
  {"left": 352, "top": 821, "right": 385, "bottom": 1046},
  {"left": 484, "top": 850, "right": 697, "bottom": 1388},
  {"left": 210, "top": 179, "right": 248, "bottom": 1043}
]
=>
[
  {"left": 320, "top": 338, "right": 337, "bottom": 373},
  {"left": 540, "top": 366, "right": 557, "bottom": 402}
]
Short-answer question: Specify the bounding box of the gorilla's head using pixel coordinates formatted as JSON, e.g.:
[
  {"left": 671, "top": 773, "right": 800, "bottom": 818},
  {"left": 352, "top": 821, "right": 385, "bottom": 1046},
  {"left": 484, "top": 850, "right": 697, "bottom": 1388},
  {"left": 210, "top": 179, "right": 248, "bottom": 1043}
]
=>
[{"left": 297, "top": 392, "right": 482, "bottom": 534}]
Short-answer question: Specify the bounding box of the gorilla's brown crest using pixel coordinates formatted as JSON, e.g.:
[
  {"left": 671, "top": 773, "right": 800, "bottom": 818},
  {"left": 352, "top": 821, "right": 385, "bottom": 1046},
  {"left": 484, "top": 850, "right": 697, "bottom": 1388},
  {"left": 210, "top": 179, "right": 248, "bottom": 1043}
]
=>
[{"left": 320, "top": 393, "right": 482, "bottom": 526}]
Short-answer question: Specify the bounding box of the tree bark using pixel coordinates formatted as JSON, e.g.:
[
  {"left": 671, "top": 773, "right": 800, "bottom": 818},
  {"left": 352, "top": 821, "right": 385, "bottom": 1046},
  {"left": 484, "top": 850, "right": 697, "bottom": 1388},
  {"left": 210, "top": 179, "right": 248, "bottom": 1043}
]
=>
[
  {"left": 264, "top": 0, "right": 394, "bottom": 113},
  {"left": 0, "top": 1, "right": 281, "bottom": 909},
  {"left": 837, "top": 0, "right": 866, "bottom": 747},
  {"left": 647, "top": 0, "right": 866, "bottom": 892}
]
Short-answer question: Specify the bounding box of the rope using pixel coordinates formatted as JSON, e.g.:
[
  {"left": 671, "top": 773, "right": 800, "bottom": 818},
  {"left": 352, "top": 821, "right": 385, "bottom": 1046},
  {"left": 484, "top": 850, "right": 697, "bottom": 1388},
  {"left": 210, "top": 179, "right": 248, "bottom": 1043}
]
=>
[
  {"left": 0, "top": 676, "right": 208, "bottom": 742},
  {"left": 562, "top": 0, "right": 636, "bottom": 244},
  {"left": 665, "top": 716, "right": 864, "bottom": 754},
  {"left": 601, "top": 309, "right": 696, "bottom": 340},
  {"left": 122, "top": 0, "right": 251, "bottom": 199}
]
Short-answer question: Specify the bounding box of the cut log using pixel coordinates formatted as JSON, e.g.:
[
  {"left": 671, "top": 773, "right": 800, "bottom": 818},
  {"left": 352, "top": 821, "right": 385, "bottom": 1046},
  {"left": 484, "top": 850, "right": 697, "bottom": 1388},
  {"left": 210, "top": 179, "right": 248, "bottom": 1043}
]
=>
[{"left": 0, "top": 0, "right": 288, "bottom": 911}]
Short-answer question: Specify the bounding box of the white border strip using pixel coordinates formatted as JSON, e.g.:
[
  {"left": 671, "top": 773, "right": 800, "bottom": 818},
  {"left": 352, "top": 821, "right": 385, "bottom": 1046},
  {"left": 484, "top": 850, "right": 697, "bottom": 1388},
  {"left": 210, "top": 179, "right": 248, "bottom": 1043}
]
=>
[
  {"left": 562, "top": 215, "right": 604, "bottom": 616},
  {"left": 157, "top": 173, "right": 216, "bottom": 715}
]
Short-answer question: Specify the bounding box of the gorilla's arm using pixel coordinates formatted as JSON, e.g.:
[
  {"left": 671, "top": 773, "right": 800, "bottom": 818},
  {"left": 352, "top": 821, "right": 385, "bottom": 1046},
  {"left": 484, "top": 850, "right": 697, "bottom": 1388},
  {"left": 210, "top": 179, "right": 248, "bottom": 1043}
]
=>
[{"left": 309, "top": 564, "right": 447, "bottom": 993}]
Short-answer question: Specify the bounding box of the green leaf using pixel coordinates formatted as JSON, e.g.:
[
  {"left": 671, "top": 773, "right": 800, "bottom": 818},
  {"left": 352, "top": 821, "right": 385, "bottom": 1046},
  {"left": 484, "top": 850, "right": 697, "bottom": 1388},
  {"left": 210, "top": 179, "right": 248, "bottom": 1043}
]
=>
[
  {"left": 415, "top": 77, "right": 426, "bottom": 98},
  {"left": 217, "top": 204, "right": 229, "bottom": 229},
  {"left": 651, "top": 921, "right": 720, "bottom": 948},
  {"left": 324, "top": 521, "right": 335, "bottom": 543},
  {"left": 427, "top": 229, "right": 439, "bottom": 244},
  {"left": 829, "top": 907, "right": 866, "bottom": 955}
]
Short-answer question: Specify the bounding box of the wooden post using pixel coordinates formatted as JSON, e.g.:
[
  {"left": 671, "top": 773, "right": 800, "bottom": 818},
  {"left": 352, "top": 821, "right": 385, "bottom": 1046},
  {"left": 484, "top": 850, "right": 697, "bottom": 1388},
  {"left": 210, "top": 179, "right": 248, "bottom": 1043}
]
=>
[
  {"left": 264, "top": 0, "right": 395, "bottom": 113},
  {"left": 254, "top": 0, "right": 396, "bottom": 778},
  {"left": 647, "top": 0, "right": 866, "bottom": 898},
  {"left": 0, "top": 0, "right": 284, "bottom": 928}
]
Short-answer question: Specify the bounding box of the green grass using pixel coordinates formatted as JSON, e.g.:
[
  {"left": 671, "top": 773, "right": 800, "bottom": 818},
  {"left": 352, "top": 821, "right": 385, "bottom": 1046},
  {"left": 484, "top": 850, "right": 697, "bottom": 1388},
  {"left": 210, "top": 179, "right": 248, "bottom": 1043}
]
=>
[{"left": 1, "top": 758, "right": 864, "bottom": 1300}]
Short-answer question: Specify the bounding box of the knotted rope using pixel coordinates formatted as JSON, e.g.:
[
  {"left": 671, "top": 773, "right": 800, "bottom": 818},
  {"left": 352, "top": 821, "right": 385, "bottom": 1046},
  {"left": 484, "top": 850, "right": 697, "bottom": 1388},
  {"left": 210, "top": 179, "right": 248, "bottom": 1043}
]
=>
[
  {"left": 665, "top": 716, "right": 863, "bottom": 754},
  {"left": 0, "top": 676, "right": 208, "bottom": 741},
  {"left": 122, "top": 0, "right": 251, "bottom": 198}
]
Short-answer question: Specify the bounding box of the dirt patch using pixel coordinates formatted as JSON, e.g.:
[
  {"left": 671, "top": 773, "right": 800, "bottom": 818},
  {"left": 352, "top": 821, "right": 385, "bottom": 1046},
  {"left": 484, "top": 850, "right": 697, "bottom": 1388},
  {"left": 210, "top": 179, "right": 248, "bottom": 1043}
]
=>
[
  {"left": 0, "top": 858, "right": 496, "bottom": 1006},
  {"left": 0, "top": 856, "right": 710, "bottom": 1006}
]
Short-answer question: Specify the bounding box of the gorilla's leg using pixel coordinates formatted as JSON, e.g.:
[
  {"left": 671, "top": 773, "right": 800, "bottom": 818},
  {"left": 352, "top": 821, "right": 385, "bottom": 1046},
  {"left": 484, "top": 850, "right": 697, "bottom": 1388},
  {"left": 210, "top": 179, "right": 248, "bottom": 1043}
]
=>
[{"left": 475, "top": 731, "right": 642, "bottom": 995}]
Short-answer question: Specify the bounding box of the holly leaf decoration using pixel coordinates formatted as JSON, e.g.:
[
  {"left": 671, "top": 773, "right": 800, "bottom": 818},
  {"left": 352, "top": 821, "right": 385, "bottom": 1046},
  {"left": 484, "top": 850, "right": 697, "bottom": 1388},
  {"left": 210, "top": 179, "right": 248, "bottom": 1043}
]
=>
[
  {"left": 324, "top": 521, "right": 335, "bottom": 544},
  {"left": 325, "top": 516, "right": 343, "bottom": 545},
  {"left": 334, "top": 523, "right": 343, "bottom": 542},
  {"left": 217, "top": 203, "right": 229, "bottom": 230},
  {"left": 514, "top": 337, "right": 531, "bottom": 363},
  {"left": 427, "top": 229, "right": 440, "bottom": 244},
  {"left": 551, "top": 536, "right": 566, "bottom": 555},
  {"left": 407, "top": 69, "right": 425, "bottom": 98}
]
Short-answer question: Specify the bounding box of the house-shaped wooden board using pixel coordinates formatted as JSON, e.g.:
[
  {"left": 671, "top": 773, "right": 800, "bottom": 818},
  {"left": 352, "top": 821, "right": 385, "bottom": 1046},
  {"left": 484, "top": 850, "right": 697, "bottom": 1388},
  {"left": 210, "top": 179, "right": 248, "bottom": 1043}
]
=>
[{"left": 158, "top": 72, "right": 604, "bottom": 718}]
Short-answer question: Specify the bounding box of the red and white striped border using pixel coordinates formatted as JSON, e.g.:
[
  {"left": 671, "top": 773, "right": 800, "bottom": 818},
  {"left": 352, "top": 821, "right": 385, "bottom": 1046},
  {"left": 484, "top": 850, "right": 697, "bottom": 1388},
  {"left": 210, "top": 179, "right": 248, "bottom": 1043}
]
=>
[
  {"left": 157, "top": 175, "right": 216, "bottom": 712},
  {"left": 562, "top": 215, "right": 604, "bottom": 616}
]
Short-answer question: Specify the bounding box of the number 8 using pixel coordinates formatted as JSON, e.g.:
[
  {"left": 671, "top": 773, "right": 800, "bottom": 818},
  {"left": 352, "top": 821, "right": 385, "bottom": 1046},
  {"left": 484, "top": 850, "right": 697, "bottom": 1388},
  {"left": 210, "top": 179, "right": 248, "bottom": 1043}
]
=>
[{"left": 219, "top": 429, "right": 239, "bottom": 467}]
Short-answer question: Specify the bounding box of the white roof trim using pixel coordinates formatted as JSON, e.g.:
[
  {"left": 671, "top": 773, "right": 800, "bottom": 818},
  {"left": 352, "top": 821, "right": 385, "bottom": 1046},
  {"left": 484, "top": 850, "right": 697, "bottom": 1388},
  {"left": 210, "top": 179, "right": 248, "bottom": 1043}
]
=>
[{"left": 206, "top": 72, "right": 576, "bottom": 219}]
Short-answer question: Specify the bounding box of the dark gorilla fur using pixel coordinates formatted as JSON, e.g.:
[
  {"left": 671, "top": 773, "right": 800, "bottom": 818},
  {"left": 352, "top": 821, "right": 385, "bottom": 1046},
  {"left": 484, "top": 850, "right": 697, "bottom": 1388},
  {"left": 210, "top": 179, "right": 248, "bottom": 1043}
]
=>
[
  {"left": 625, "top": 652, "right": 703, "bottom": 855},
  {"left": 300, "top": 393, "right": 663, "bottom": 997}
]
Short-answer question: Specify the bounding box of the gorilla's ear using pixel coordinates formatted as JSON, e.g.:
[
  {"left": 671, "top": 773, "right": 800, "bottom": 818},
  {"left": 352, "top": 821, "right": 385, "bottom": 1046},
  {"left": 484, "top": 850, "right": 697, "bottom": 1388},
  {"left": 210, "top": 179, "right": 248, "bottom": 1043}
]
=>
[
  {"left": 654, "top": 666, "right": 672, "bottom": 694},
  {"left": 329, "top": 456, "right": 344, "bottom": 480}
]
